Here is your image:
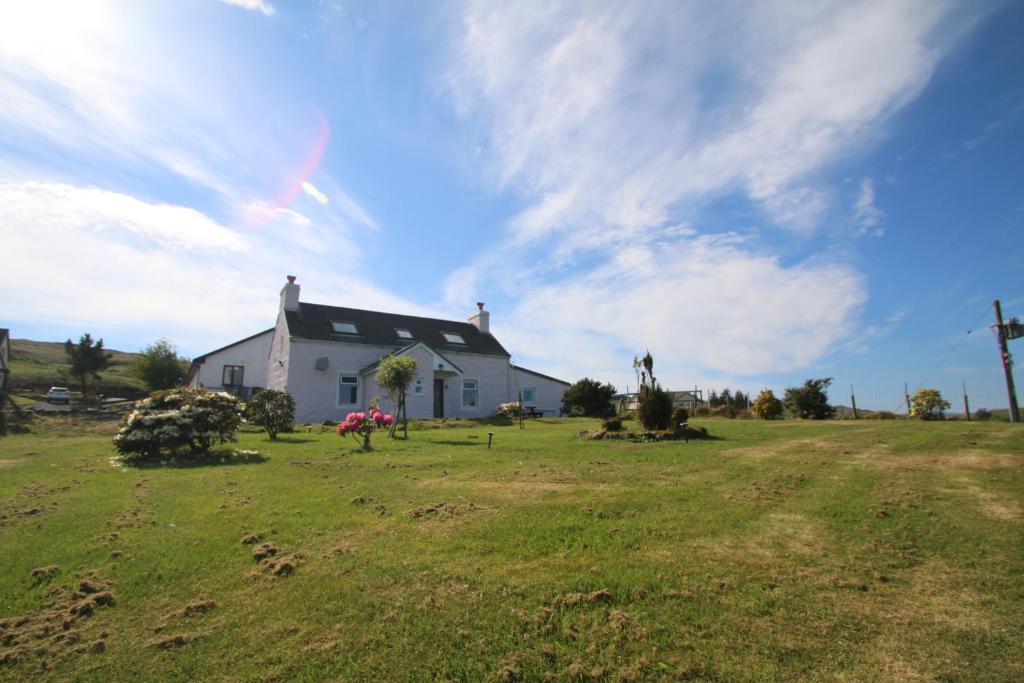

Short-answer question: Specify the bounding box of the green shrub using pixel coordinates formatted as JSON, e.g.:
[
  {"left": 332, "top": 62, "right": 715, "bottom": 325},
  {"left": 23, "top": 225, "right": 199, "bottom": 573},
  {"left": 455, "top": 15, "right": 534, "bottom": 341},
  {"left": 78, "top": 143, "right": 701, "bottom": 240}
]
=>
[
  {"left": 751, "top": 389, "right": 784, "bottom": 419},
  {"left": 602, "top": 416, "right": 623, "bottom": 432},
  {"left": 244, "top": 389, "right": 295, "bottom": 439},
  {"left": 113, "top": 388, "right": 242, "bottom": 460},
  {"left": 671, "top": 407, "right": 689, "bottom": 427},
  {"left": 910, "top": 388, "right": 950, "bottom": 420},
  {"left": 637, "top": 387, "right": 673, "bottom": 430},
  {"left": 562, "top": 378, "right": 617, "bottom": 417},
  {"left": 784, "top": 378, "right": 835, "bottom": 420}
]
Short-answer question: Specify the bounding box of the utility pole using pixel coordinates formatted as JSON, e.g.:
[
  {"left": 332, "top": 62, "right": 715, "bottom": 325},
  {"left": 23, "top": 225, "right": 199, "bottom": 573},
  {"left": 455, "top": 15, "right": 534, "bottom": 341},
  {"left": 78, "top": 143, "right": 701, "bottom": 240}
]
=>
[
  {"left": 850, "top": 384, "right": 858, "bottom": 420},
  {"left": 904, "top": 382, "right": 912, "bottom": 417},
  {"left": 962, "top": 381, "right": 970, "bottom": 421},
  {"left": 994, "top": 299, "right": 1021, "bottom": 423}
]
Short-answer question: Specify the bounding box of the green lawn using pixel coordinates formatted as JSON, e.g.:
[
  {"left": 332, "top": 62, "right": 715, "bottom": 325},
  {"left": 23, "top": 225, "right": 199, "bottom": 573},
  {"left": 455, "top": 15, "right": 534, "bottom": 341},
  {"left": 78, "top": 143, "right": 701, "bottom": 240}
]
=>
[{"left": 1, "top": 417, "right": 1022, "bottom": 681}]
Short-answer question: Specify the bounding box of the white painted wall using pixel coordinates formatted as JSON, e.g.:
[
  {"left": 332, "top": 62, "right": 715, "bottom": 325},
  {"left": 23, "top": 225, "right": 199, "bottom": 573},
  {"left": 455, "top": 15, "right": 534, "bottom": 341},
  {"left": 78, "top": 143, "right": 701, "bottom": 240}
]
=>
[
  {"left": 266, "top": 312, "right": 290, "bottom": 392},
  {"left": 189, "top": 330, "right": 273, "bottom": 391},
  {"left": 512, "top": 368, "right": 569, "bottom": 415}
]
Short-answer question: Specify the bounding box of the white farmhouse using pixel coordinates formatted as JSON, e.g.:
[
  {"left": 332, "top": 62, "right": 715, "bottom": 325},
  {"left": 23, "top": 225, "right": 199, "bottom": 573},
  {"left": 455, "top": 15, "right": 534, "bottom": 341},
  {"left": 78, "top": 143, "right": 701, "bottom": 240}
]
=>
[{"left": 185, "top": 277, "right": 569, "bottom": 423}]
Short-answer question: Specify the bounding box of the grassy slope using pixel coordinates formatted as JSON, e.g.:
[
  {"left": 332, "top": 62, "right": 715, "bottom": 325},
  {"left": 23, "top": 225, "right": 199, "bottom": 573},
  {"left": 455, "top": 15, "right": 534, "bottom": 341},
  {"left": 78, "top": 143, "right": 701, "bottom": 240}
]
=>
[
  {"left": 7, "top": 339, "right": 146, "bottom": 396},
  {"left": 1, "top": 418, "right": 1022, "bottom": 681}
]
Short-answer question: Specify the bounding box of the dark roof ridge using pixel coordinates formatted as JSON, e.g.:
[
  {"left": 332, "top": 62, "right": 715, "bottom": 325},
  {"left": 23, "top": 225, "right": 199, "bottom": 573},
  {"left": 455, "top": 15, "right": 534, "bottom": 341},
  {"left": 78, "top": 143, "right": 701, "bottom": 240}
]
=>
[
  {"left": 299, "top": 301, "right": 485, "bottom": 331},
  {"left": 191, "top": 328, "right": 275, "bottom": 363},
  {"left": 511, "top": 364, "right": 571, "bottom": 386}
]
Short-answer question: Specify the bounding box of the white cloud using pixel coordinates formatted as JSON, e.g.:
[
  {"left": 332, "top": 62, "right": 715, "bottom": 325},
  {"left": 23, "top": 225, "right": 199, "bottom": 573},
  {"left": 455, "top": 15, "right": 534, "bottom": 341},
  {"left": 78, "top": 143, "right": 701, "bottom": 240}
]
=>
[
  {"left": 853, "top": 177, "right": 885, "bottom": 236},
  {"left": 440, "top": 0, "right": 977, "bottom": 377},
  {"left": 218, "top": 0, "right": 275, "bottom": 16},
  {"left": 447, "top": 0, "right": 962, "bottom": 242},
  {"left": 1, "top": 181, "right": 248, "bottom": 252},
  {"left": 498, "top": 235, "right": 865, "bottom": 387},
  {"left": 0, "top": 179, "right": 428, "bottom": 354}
]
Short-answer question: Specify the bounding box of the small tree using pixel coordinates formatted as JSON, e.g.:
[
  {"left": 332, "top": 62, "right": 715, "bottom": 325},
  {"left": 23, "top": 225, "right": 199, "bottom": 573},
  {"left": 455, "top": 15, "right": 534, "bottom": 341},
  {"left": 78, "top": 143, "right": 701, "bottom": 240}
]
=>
[
  {"left": 244, "top": 389, "right": 295, "bottom": 439},
  {"left": 337, "top": 401, "right": 394, "bottom": 452},
  {"left": 562, "top": 378, "right": 617, "bottom": 417},
  {"left": 634, "top": 351, "right": 673, "bottom": 431},
  {"left": 133, "top": 338, "right": 189, "bottom": 391},
  {"left": 64, "top": 333, "right": 112, "bottom": 398},
  {"left": 783, "top": 378, "right": 835, "bottom": 420},
  {"left": 910, "top": 388, "right": 950, "bottom": 421},
  {"left": 751, "top": 389, "right": 784, "bottom": 419},
  {"left": 376, "top": 355, "right": 417, "bottom": 438}
]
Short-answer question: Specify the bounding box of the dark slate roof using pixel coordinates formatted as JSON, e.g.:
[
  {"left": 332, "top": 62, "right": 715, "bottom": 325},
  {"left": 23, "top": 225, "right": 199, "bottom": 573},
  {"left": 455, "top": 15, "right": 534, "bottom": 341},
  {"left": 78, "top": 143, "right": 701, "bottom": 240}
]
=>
[
  {"left": 285, "top": 303, "right": 510, "bottom": 357},
  {"left": 510, "top": 364, "right": 570, "bottom": 386}
]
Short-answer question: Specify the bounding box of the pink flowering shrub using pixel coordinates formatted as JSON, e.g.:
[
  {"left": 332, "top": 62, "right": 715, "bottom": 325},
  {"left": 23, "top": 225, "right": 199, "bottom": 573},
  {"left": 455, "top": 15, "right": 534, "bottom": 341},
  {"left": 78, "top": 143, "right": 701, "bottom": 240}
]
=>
[{"left": 337, "top": 403, "right": 394, "bottom": 451}]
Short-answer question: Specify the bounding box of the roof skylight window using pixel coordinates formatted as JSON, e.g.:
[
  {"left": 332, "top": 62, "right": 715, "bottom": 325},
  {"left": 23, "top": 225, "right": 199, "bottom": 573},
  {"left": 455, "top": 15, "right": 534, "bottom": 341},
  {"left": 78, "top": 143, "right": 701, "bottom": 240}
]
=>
[
  {"left": 442, "top": 332, "right": 466, "bottom": 344},
  {"left": 395, "top": 329, "right": 414, "bottom": 340},
  {"left": 331, "top": 321, "right": 358, "bottom": 335}
]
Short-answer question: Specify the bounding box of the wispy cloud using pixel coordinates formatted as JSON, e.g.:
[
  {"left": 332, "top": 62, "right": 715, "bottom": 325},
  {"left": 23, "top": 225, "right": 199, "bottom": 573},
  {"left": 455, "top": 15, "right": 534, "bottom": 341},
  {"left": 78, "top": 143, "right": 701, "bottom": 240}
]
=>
[
  {"left": 853, "top": 177, "right": 886, "bottom": 236},
  {"left": 441, "top": 0, "right": 975, "bottom": 382},
  {"left": 218, "top": 0, "right": 275, "bottom": 16}
]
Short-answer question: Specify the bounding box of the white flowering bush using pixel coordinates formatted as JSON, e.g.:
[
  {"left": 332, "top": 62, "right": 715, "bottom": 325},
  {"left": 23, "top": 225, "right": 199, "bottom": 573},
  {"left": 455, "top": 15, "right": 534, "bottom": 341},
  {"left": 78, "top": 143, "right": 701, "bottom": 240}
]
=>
[
  {"left": 495, "top": 401, "right": 521, "bottom": 418},
  {"left": 113, "top": 388, "right": 242, "bottom": 459}
]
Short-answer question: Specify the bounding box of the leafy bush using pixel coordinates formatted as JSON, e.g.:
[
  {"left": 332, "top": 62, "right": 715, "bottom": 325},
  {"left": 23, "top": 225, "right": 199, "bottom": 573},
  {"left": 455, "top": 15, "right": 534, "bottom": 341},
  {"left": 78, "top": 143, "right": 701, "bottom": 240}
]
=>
[
  {"left": 671, "top": 407, "right": 689, "bottom": 427},
  {"left": 783, "top": 378, "right": 835, "bottom": 420},
  {"left": 337, "top": 401, "right": 394, "bottom": 451},
  {"left": 113, "top": 388, "right": 242, "bottom": 459},
  {"left": 244, "top": 389, "right": 295, "bottom": 439},
  {"left": 751, "top": 389, "right": 784, "bottom": 420},
  {"left": 562, "top": 378, "right": 617, "bottom": 417},
  {"left": 734, "top": 409, "right": 753, "bottom": 419},
  {"left": 132, "top": 338, "right": 189, "bottom": 391},
  {"left": 602, "top": 416, "right": 623, "bottom": 432},
  {"left": 496, "top": 401, "right": 522, "bottom": 418},
  {"left": 632, "top": 352, "right": 673, "bottom": 430},
  {"left": 910, "top": 388, "right": 950, "bottom": 420}
]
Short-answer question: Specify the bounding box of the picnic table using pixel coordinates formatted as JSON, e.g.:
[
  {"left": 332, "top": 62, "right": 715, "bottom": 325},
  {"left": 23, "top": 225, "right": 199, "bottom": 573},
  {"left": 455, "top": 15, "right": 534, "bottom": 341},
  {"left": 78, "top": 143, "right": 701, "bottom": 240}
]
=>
[{"left": 523, "top": 407, "right": 545, "bottom": 418}]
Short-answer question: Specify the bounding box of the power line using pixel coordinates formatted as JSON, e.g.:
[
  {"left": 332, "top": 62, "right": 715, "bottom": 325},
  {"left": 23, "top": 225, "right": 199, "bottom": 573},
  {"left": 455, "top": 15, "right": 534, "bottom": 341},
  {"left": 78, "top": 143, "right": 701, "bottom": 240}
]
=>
[{"left": 896, "top": 305, "right": 992, "bottom": 412}]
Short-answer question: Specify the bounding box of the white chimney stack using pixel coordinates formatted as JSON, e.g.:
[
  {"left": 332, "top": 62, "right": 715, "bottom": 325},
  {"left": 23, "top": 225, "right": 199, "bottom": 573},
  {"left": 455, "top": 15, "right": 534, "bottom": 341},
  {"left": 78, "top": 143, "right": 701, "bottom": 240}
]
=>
[
  {"left": 280, "top": 275, "right": 300, "bottom": 311},
  {"left": 467, "top": 301, "right": 490, "bottom": 334}
]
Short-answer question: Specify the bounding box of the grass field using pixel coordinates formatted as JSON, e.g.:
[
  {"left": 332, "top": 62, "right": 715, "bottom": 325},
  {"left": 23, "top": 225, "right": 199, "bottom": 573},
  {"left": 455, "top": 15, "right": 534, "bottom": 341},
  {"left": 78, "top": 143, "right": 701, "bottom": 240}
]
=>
[
  {"left": 7, "top": 339, "right": 146, "bottom": 397},
  {"left": 1, "top": 417, "right": 1022, "bottom": 681}
]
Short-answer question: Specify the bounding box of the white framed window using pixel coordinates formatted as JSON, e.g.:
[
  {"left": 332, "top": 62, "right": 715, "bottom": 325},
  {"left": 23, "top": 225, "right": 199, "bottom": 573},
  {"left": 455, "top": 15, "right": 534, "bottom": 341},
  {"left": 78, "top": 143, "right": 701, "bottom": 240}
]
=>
[
  {"left": 395, "top": 329, "right": 413, "bottom": 340},
  {"left": 443, "top": 332, "right": 466, "bottom": 344},
  {"left": 338, "top": 374, "right": 359, "bottom": 405},
  {"left": 521, "top": 387, "right": 537, "bottom": 407},
  {"left": 461, "top": 379, "right": 478, "bottom": 409},
  {"left": 222, "top": 365, "right": 244, "bottom": 387},
  {"left": 414, "top": 378, "right": 424, "bottom": 395},
  {"left": 331, "top": 321, "right": 358, "bottom": 335}
]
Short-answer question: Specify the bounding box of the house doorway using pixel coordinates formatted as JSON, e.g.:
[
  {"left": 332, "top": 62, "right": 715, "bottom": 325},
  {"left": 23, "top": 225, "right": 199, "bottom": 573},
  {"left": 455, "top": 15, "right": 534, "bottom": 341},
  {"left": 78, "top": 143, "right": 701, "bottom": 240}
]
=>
[{"left": 433, "top": 379, "right": 444, "bottom": 418}]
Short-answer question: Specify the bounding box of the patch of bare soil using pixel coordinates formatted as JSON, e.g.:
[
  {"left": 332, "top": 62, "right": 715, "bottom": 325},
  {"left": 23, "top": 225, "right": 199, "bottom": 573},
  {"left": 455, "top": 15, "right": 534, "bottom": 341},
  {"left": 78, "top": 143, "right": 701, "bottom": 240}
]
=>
[
  {"left": 247, "top": 541, "right": 300, "bottom": 577},
  {"left": 0, "top": 574, "right": 114, "bottom": 668},
  {"left": 407, "top": 501, "right": 477, "bottom": 519},
  {"left": 30, "top": 566, "right": 60, "bottom": 583},
  {"left": 240, "top": 532, "right": 264, "bottom": 545},
  {"left": 146, "top": 633, "right": 203, "bottom": 649},
  {"left": 551, "top": 588, "right": 613, "bottom": 608},
  {"left": 860, "top": 450, "right": 1021, "bottom": 474}
]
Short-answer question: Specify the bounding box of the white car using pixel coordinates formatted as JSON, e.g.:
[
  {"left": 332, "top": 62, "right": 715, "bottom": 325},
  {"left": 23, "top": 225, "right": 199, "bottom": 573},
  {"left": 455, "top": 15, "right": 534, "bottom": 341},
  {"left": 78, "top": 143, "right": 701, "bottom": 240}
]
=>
[{"left": 46, "top": 387, "right": 72, "bottom": 404}]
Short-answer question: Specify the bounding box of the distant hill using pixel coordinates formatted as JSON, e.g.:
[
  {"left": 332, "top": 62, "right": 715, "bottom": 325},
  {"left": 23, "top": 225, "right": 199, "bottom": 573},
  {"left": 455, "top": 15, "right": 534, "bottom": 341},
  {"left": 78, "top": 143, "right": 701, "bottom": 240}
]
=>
[{"left": 7, "top": 339, "right": 148, "bottom": 398}]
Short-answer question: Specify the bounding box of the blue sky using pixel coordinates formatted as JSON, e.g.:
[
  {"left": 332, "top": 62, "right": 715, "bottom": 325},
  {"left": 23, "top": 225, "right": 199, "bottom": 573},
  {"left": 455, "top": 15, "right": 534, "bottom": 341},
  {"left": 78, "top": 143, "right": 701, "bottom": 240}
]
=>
[{"left": 1, "top": 0, "right": 1022, "bottom": 411}]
